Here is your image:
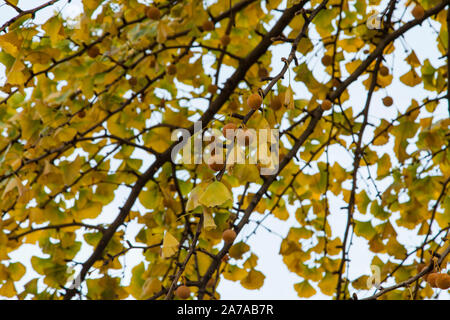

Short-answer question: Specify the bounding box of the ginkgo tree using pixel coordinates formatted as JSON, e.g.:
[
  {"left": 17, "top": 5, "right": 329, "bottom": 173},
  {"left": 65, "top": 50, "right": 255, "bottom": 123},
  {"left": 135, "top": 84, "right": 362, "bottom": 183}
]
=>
[{"left": 0, "top": 0, "right": 449, "bottom": 300}]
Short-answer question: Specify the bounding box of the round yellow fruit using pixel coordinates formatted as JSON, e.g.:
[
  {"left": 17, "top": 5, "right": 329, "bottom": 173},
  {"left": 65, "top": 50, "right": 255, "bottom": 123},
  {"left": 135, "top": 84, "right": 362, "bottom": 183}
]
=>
[
  {"left": 382, "top": 96, "right": 393, "bottom": 107},
  {"left": 270, "top": 95, "right": 282, "bottom": 111},
  {"left": 379, "top": 66, "right": 389, "bottom": 77},
  {"left": 202, "top": 20, "right": 215, "bottom": 31},
  {"left": 321, "top": 99, "right": 332, "bottom": 111},
  {"left": 222, "top": 123, "right": 237, "bottom": 139},
  {"left": 128, "top": 77, "right": 138, "bottom": 86},
  {"left": 167, "top": 64, "right": 177, "bottom": 75},
  {"left": 146, "top": 6, "right": 161, "bottom": 20},
  {"left": 87, "top": 46, "right": 100, "bottom": 58},
  {"left": 412, "top": 5, "right": 425, "bottom": 20},
  {"left": 247, "top": 93, "right": 263, "bottom": 110},
  {"left": 321, "top": 54, "right": 332, "bottom": 66},
  {"left": 427, "top": 272, "right": 439, "bottom": 288},
  {"left": 222, "top": 229, "right": 237, "bottom": 243},
  {"left": 175, "top": 285, "right": 191, "bottom": 299},
  {"left": 331, "top": 78, "right": 340, "bottom": 88},
  {"left": 258, "top": 67, "right": 269, "bottom": 79},
  {"left": 436, "top": 273, "right": 450, "bottom": 290},
  {"left": 228, "top": 100, "right": 239, "bottom": 111},
  {"left": 207, "top": 84, "right": 218, "bottom": 94}
]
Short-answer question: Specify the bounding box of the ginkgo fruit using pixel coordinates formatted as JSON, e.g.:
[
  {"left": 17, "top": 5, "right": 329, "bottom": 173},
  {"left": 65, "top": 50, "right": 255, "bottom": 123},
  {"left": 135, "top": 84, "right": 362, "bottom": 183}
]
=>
[
  {"left": 87, "top": 46, "right": 100, "bottom": 58},
  {"left": 228, "top": 100, "right": 239, "bottom": 111},
  {"left": 436, "top": 273, "right": 450, "bottom": 290},
  {"left": 270, "top": 95, "right": 282, "bottom": 111},
  {"left": 221, "top": 35, "right": 231, "bottom": 46},
  {"left": 427, "top": 272, "right": 439, "bottom": 288},
  {"left": 222, "top": 123, "right": 237, "bottom": 139},
  {"left": 208, "top": 84, "right": 218, "bottom": 94},
  {"left": 169, "top": 183, "right": 177, "bottom": 192},
  {"left": 128, "top": 77, "right": 138, "bottom": 86},
  {"left": 258, "top": 67, "right": 269, "bottom": 79},
  {"left": 78, "top": 110, "right": 86, "bottom": 118},
  {"left": 247, "top": 93, "right": 263, "bottom": 110},
  {"left": 412, "top": 5, "right": 425, "bottom": 20},
  {"left": 379, "top": 66, "right": 389, "bottom": 76},
  {"left": 175, "top": 285, "right": 191, "bottom": 299},
  {"left": 202, "top": 20, "right": 215, "bottom": 31},
  {"left": 167, "top": 64, "right": 177, "bottom": 75},
  {"left": 222, "top": 229, "right": 237, "bottom": 243},
  {"left": 207, "top": 154, "right": 225, "bottom": 171},
  {"left": 382, "top": 96, "right": 393, "bottom": 106},
  {"left": 146, "top": 6, "right": 161, "bottom": 20},
  {"left": 321, "top": 99, "right": 332, "bottom": 110},
  {"left": 321, "top": 54, "right": 332, "bottom": 66},
  {"left": 331, "top": 78, "right": 340, "bottom": 88}
]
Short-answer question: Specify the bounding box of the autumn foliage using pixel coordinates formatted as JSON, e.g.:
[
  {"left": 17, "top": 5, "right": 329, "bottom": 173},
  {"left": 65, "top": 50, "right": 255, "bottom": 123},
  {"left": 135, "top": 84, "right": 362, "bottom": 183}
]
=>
[{"left": 0, "top": 0, "right": 449, "bottom": 300}]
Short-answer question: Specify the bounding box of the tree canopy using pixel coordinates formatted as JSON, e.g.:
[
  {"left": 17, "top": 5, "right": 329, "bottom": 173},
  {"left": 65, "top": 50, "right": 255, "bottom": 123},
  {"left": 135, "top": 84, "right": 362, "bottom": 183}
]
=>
[{"left": 0, "top": 0, "right": 449, "bottom": 300}]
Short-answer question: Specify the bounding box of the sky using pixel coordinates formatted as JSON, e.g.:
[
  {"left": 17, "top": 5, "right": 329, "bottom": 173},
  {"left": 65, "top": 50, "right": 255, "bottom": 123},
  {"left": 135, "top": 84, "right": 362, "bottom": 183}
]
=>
[{"left": 0, "top": 0, "right": 448, "bottom": 300}]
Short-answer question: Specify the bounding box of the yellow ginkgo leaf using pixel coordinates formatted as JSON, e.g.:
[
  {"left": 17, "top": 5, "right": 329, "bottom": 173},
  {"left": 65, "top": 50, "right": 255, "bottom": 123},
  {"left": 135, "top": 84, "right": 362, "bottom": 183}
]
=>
[
  {"left": 294, "top": 280, "right": 317, "bottom": 298},
  {"left": 202, "top": 207, "right": 217, "bottom": 231},
  {"left": 140, "top": 277, "right": 162, "bottom": 299},
  {"left": 198, "top": 181, "right": 232, "bottom": 207},
  {"left": 161, "top": 232, "right": 179, "bottom": 259},
  {"left": 284, "top": 86, "right": 295, "bottom": 109},
  {"left": 186, "top": 183, "right": 207, "bottom": 211},
  {"left": 240, "top": 269, "right": 265, "bottom": 290},
  {"left": 399, "top": 68, "right": 422, "bottom": 87}
]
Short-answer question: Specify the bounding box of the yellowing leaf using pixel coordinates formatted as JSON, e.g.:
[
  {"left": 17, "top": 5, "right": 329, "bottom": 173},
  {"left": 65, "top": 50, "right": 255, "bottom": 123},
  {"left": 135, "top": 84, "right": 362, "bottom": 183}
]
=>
[
  {"left": 223, "top": 264, "right": 247, "bottom": 281},
  {"left": 7, "top": 262, "right": 26, "bottom": 281},
  {"left": 399, "top": 68, "right": 422, "bottom": 87},
  {"left": 0, "top": 32, "right": 23, "bottom": 56},
  {"left": 202, "top": 207, "right": 217, "bottom": 231},
  {"left": 229, "top": 242, "right": 250, "bottom": 260},
  {"left": 318, "top": 272, "right": 337, "bottom": 296},
  {"left": 284, "top": 86, "right": 295, "bottom": 110},
  {"left": 0, "top": 280, "right": 16, "bottom": 298},
  {"left": 240, "top": 269, "right": 265, "bottom": 290},
  {"left": 141, "top": 277, "right": 162, "bottom": 299},
  {"left": 161, "top": 232, "right": 179, "bottom": 258},
  {"left": 405, "top": 51, "right": 421, "bottom": 67},
  {"left": 186, "top": 183, "right": 207, "bottom": 211},
  {"left": 198, "top": 181, "right": 232, "bottom": 207},
  {"left": 56, "top": 127, "right": 77, "bottom": 142},
  {"left": 294, "top": 280, "right": 317, "bottom": 298},
  {"left": 7, "top": 58, "right": 26, "bottom": 85}
]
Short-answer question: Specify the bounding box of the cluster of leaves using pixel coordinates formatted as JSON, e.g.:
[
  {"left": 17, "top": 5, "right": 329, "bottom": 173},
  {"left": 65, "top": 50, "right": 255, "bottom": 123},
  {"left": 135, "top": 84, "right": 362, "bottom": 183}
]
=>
[{"left": 0, "top": 0, "right": 449, "bottom": 300}]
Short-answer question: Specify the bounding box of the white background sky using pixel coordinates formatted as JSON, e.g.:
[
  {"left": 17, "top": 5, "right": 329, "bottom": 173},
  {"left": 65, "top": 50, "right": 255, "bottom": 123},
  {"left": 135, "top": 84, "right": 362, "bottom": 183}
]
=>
[{"left": 0, "top": 0, "right": 448, "bottom": 300}]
